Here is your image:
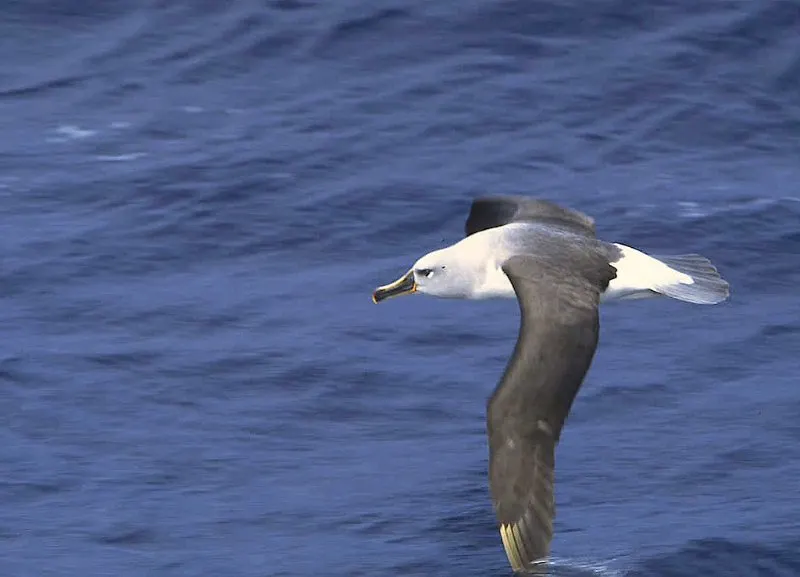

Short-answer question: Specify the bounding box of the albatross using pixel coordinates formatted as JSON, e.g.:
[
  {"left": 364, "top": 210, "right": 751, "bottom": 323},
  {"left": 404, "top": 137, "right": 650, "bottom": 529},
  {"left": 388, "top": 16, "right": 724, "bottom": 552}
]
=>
[{"left": 371, "top": 196, "right": 729, "bottom": 574}]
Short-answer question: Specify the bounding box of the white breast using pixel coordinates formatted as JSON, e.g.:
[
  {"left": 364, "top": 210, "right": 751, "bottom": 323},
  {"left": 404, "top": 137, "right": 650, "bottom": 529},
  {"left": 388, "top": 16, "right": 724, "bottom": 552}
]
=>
[
  {"left": 453, "top": 227, "right": 518, "bottom": 300},
  {"left": 473, "top": 261, "right": 517, "bottom": 299}
]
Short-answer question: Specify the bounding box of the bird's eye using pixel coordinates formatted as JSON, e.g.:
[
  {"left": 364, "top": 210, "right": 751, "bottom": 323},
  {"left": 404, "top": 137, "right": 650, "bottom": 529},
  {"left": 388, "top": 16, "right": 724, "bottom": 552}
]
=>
[{"left": 417, "top": 268, "right": 434, "bottom": 278}]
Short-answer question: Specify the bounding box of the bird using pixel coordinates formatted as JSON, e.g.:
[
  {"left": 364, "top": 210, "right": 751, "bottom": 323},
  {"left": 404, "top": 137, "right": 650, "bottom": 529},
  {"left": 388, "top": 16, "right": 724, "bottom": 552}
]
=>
[{"left": 371, "top": 196, "right": 729, "bottom": 574}]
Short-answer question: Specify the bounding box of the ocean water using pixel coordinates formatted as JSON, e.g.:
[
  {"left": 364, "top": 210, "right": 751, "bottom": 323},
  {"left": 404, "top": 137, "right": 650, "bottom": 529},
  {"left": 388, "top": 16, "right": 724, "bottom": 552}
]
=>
[{"left": 2, "top": 1, "right": 800, "bottom": 575}]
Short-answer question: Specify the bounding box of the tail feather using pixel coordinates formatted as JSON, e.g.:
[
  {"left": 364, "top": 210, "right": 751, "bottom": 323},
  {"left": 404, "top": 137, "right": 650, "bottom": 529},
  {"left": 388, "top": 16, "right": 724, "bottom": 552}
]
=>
[{"left": 652, "top": 254, "right": 730, "bottom": 305}]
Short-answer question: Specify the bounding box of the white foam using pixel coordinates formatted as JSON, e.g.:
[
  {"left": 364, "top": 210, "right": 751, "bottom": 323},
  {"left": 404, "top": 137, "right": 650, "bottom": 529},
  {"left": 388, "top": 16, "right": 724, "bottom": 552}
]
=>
[
  {"left": 55, "top": 124, "right": 96, "bottom": 139},
  {"left": 541, "top": 555, "right": 625, "bottom": 577},
  {"left": 676, "top": 196, "right": 800, "bottom": 219},
  {"left": 46, "top": 124, "right": 97, "bottom": 143},
  {"left": 95, "top": 153, "right": 146, "bottom": 162}
]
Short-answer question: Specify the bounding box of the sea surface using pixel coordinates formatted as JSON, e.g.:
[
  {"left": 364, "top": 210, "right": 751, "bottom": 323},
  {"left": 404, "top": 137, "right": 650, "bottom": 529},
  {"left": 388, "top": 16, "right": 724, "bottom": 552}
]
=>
[{"left": 2, "top": 1, "right": 800, "bottom": 576}]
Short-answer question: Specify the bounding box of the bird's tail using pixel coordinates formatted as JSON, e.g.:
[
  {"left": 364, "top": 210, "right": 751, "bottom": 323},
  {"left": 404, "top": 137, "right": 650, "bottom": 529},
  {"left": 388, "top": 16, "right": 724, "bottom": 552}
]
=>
[{"left": 651, "top": 254, "right": 730, "bottom": 305}]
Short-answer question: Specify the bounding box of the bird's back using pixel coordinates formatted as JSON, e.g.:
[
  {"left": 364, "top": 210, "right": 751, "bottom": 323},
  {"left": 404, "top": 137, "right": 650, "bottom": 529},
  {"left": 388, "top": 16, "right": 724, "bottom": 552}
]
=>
[
  {"left": 501, "top": 222, "right": 620, "bottom": 279},
  {"left": 455, "top": 222, "right": 618, "bottom": 300}
]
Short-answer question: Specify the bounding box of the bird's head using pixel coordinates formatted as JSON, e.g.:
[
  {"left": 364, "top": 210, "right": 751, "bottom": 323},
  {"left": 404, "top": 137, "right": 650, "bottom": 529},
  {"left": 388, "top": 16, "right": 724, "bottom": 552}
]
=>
[{"left": 373, "top": 247, "right": 470, "bottom": 303}]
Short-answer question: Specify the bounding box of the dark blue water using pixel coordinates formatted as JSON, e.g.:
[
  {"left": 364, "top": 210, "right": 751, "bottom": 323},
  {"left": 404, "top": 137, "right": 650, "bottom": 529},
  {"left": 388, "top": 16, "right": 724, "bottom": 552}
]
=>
[{"left": 2, "top": 1, "right": 800, "bottom": 575}]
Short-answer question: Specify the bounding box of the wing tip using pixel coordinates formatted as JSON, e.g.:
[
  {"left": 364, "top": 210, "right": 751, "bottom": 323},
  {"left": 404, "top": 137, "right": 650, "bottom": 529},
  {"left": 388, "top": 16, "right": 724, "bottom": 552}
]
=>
[
  {"left": 500, "top": 523, "right": 525, "bottom": 572},
  {"left": 465, "top": 196, "right": 596, "bottom": 238},
  {"left": 500, "top": 521, "right": 551, "bottom": 574}
]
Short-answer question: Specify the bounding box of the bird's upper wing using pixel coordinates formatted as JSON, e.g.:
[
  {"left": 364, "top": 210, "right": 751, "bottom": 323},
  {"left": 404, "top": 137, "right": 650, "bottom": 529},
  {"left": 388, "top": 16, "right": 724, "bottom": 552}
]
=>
[
  {"left": 486, "top": 252, "right": 615, "bottom": 573},
  {"left": 464, "top": 196, "right": 596, "bottom": 238}
]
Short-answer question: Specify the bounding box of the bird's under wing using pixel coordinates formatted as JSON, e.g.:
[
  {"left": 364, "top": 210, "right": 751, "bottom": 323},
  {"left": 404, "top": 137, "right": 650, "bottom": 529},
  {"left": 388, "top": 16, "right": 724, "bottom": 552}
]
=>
[
  {"left": 491, "top": 424, "right": 556, "bottom": 574},
  {"left": 464, "top": 196, "right": 596, "bottom": 238},
  {"left": 486, "top": 254, "right": 615, "bottom": 573}
]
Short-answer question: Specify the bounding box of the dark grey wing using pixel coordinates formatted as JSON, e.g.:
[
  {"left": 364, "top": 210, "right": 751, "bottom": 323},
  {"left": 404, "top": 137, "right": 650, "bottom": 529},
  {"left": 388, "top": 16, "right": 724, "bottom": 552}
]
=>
[
  {"left": 486, "top": 252, "right": 615, "bottom": 573},
  {"left": 465, "top": 196, "right": 596, "bottom": 238}
]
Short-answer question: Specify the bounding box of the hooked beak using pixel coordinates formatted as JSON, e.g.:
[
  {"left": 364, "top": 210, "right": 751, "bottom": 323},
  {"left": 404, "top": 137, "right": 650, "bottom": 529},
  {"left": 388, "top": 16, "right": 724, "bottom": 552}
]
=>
[{"left": 372, "top": 269, "right": 417, "bottom": 304}]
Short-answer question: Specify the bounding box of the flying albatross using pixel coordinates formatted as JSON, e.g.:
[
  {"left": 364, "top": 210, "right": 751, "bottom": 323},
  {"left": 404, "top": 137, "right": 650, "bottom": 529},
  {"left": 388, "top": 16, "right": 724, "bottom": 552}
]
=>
[{"left": 371, "top": 196, "right": 729, "bottom": 574}]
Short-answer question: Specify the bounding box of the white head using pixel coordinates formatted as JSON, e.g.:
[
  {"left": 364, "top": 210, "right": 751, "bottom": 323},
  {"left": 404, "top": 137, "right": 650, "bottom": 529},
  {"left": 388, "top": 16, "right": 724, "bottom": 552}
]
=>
[{"left": 372, "top": 245, "right": 478, "bottom": 303}]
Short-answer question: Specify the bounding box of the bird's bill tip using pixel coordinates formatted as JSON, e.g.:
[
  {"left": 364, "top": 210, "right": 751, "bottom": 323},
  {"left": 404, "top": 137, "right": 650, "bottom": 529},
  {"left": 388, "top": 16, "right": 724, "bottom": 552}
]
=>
[{"left": 372, "top": 270, "right": 417, "bottom": 304}]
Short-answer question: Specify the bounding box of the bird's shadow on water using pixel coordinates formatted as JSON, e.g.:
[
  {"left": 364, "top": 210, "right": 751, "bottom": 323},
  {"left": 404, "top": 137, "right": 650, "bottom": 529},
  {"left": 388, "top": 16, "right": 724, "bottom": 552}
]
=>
[{"left": 542, "top": 537, "right": 800, "bottom": 577}]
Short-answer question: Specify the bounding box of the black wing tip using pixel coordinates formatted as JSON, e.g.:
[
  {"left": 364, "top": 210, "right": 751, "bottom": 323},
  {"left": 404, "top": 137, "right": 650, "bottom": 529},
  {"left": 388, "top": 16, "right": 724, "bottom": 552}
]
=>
[
  {"left": 464, "top": 196, "right": 519, "bottom": 236},
  {"left": 465, "top": 195, "right": 597, "bottom": 238}
]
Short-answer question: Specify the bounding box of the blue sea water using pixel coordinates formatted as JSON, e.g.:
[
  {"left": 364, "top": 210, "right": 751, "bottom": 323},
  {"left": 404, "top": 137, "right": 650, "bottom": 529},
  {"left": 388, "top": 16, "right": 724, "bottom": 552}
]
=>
[{"left": 2, "top": 0, "right": 800, "bottom": 575}]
